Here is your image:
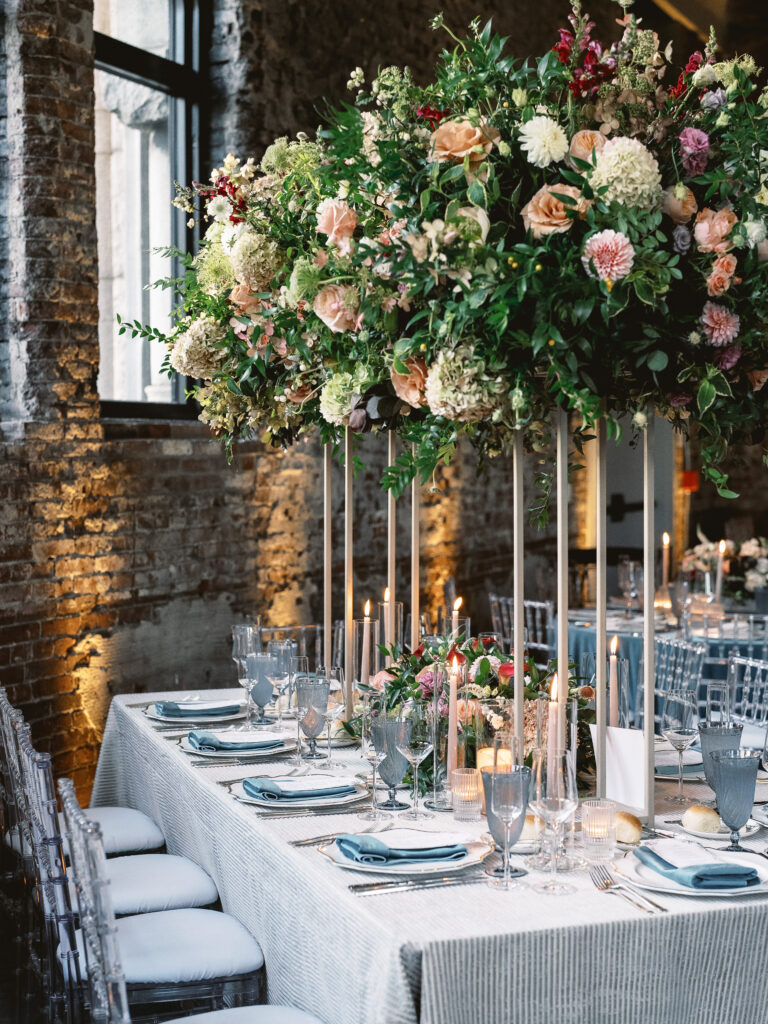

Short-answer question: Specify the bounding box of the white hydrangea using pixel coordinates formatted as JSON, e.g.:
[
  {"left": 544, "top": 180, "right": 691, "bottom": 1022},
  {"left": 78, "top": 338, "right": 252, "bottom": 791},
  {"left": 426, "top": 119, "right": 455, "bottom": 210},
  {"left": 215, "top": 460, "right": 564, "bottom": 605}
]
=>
[
  {"left": 318, "top": 365, "right": 369, "bottom": 425},
  {"left": 424, "top": 345, "right": 505, "bottom": 422},
  {"left": 169, "top": 314, "right": 227, "bottom": 379},
  {"left": 590, "top": 137, "right": 662, "bottom": 211},
  {"left": 518, "top": 116, "right": 569, "bottom": 168},
  {"left": 221, "top": 221, "right": 250, "bottom": 250},
  {"left": 230, "top": 230, "right": 282, "bottom": 292}
]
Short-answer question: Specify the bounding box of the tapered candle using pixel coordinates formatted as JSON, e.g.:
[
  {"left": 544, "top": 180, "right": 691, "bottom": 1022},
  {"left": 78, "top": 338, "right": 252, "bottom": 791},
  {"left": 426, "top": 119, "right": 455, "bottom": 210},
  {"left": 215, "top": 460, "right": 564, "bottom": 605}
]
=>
[
  {"left": 447, "top": 655, "right": 460, "bottom": 781},
  {"left": 361, "top": 600, "right": 371, "bottom": 686},
  {"left": 715, "top": 540, "right": 726, "bottom": 604},
  {"left": 452, "top": 596, "right": 463, "bottom": 634},
  {"left": 383, "top": 587, "right": 391, "bottom": 647},
  {"left": 662, "top": 532, "right": 670, "bottom": 587},
  {"left": 609, "top": 635, "right": 619, "bottom": 728}
]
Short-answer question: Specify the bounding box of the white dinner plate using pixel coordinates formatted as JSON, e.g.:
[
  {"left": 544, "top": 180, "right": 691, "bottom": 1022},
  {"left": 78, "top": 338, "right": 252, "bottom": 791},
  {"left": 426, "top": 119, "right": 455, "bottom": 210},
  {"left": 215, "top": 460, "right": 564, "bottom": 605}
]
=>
[
  {"left": 613, "top": 848, "right": 768, "bottom": 897},
  {"left": 317, "top": 828, "right": 494, "bottom": 876},
  {"left": 481, "top": 831, "right": 539, "bottom": 855},
  {"left": 231, "top": 776, "right": 366, "bottom": 808},
  {"left": 680, "top": 817, "right": 761, "bottom": 841},
  {"left": 749, "top": 805, "right": 768, "bottom": 828},
  {"left": 178, "top": 735, "right": 296, "bottom": 758},
  {"left": 314, "top": 733, "right": 358, "bottom": 748},
  {"left": 145, "top": 703, "right": 246, "bottom": 724}
]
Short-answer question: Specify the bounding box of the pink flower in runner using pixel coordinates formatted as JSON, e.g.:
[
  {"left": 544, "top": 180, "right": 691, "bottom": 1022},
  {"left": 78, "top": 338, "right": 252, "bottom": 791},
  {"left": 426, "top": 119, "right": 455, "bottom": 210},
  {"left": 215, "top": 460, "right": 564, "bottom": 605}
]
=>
[
  {"left": 700, "top": 301, "right": 740, "bottom": 347},
  {"left": 679, "top": 127, "right": 709, "bottom": 176},
  {"left": 581, "top": 229, "right": 635, "bottom": 282}
]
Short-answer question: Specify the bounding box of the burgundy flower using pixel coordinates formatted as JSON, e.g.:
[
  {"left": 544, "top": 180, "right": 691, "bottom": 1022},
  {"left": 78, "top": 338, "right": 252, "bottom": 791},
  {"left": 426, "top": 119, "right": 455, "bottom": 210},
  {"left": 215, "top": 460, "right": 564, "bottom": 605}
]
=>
[
  {"left": 713, "top": 344, "right": 741, "bottom": 371},
  {"left": 669, "top": 392, "right": 693, "bottom": 408}
]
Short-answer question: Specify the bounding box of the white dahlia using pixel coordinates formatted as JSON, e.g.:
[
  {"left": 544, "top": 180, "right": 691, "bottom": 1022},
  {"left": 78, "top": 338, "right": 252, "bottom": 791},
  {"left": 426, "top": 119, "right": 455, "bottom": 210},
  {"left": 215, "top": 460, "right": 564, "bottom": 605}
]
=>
[
  {"left": 590, "top": 137, "right": 662, "bottom": 211},
  {"left": 518, "top": 116, "right": 569, "bottom": 168}
]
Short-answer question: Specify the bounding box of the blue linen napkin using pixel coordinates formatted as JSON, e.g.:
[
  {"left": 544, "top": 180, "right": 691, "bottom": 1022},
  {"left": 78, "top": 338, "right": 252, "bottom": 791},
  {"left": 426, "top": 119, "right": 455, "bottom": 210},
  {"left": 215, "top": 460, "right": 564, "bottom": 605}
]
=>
[
  {"left": 187, "top": 731, "right": 285, "bottom": 752},
  {"left": 633, "top": 846, "right": 759, "bottom": 890},
  {"left": 155, "top": 700, "right": 240, "bottom": 718},
  {"left": 241, "top": 778, "right": 357, "bottom": 802},
  {"left": 336, "top": 834, "right": 468, "bottom": 865}
]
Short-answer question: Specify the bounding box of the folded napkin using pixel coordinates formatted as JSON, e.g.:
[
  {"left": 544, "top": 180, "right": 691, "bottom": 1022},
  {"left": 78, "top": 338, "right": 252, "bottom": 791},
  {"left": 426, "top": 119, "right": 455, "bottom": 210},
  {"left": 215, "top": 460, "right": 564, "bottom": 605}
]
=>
[
  {"left": 154, "top": 699, "right": 240, "bottom": 718},
  {"left": 187, "top": 730, "right": 286, "bottom": 752},
  {"left": 336, "top": 828, "right": 468, "bottom": 865},
  {"left": 634, "top": 840, "right": 760, "bottom": 890},
  {"left": 242, "top": 774, "right": 357, "bottom": 802}
]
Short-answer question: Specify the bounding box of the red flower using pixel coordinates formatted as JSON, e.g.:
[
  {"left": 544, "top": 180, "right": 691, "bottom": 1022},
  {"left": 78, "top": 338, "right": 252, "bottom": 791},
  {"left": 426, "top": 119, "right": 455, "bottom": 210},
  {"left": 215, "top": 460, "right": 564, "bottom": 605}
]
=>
[
  {"left": 412, "top": 643, "right": 425, "bottom": 659},
  {"left": 447, "top": 645, "right": 467, "bottom": 666},
  {"left": 416, "top": 105, "right": 451, "bottom": 130},
  {"left": 498, "top": 663, "right": 515, "bottom": 680}
]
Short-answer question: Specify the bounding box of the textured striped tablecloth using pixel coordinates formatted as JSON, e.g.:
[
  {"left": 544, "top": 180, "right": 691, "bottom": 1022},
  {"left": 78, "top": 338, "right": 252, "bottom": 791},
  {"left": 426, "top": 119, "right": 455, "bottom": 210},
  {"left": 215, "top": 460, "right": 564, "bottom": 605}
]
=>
[{"left": 92, "top": 691, "right": 768, "bottom": 1024}]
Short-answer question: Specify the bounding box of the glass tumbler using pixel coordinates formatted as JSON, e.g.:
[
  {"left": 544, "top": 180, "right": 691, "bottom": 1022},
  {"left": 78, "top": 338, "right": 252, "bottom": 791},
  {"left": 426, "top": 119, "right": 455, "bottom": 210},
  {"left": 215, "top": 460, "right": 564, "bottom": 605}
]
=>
[
  {"left": 581, "top": 798, "right": 617, "bottom": 863},
  {"left": 451, "top": 768, "right": 482, "bottom": 822}
]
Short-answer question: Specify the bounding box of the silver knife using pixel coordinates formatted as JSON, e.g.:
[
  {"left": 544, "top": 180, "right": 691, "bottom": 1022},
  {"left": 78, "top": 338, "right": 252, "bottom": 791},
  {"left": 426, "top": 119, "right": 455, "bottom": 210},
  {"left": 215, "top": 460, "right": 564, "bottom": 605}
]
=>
[
  {"left": 290, "top": 832, "right": 345, "bottom": 847},
  {"left": 249, "top": 802, "right": 370, "bottom": 819},
  {"left": 350, "top": 875, "right": 484, "bottom": 896}
]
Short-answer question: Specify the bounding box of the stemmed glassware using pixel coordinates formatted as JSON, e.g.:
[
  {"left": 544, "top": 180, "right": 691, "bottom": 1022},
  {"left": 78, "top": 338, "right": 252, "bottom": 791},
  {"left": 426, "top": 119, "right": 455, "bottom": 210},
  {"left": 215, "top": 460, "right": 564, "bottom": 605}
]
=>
[
  {"left": 529, "top": 748, "right": 578, "bottom": 895},
  {"left": 266, "top": 640, "right": 295, "bottom": 731},
  {"left": 710, "top": 749, "right": 761, "bottom": 851},
  {"left": 373, "top": 717, "right": 410, "bottom": 810},
  {"left": 245, "top": 652, "right": 276, "bottom": 727},
  {"left": 232, "top": 625, "right": 256, "bottom": 724},
  {"left": 358, "top": 701, "right": 387, "bottom": 823},
  {"left": 296, "top": 677, "right": 329, "bottom": 760},
  {"left": 290, "top": 656, "right": 309, "bottom": 762},
  {"left": 484, "top": 767, "right": 530, "bottom": 890},
  {"left": 617, "top": 557, "right": 642, "bottom": 618},
  {"left": 661, "top": 689, "right": 698, "bottom": 804},
  {"left": 318, "top": 666, "right": 346, "bottom": 769},
  {"left": 396, "top": 703, "right": 434, "bottom": 822}
]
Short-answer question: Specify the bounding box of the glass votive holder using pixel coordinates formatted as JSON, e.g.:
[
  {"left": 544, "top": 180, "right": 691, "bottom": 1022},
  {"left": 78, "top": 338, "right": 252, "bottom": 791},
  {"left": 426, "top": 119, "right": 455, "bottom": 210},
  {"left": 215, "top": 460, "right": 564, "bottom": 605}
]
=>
[
  {"left": 581, "top": 798, "right": 617, "bottom": 863},
  {"left": 451, "top": 768, "right": 482, "bottom": 822}
]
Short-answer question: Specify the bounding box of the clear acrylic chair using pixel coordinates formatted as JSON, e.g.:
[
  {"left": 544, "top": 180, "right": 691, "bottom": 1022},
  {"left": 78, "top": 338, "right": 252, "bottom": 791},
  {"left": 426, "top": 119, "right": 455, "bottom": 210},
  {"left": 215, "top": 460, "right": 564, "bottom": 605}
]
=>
[
  {"left": 57, "top": 778, "right": 267, "bottom": 1023},
  {"left": 635, "top": 636, "right": 706, "bottom": 732},
  {"left": 488, "top": 594, "right": 552, "bottom": 671},
  {"left": 726, "top": 654, "right": 768, "bottom": 744}
]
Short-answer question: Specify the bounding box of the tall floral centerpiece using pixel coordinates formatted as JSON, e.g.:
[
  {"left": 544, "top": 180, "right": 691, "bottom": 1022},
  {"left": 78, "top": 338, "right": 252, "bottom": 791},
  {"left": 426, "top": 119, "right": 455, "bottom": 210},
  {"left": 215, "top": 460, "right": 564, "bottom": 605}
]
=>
[{"left": 126, "top": 0, "right": 768, "bottom": 507}]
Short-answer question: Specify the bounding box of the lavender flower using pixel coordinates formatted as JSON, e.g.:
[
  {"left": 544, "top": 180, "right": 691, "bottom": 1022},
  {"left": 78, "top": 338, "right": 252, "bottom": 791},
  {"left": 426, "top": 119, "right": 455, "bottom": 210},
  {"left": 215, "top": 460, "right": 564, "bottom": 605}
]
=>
[
  {"left": 673, "top": 225, "right": 692, "bottom": 254},
  {"left": 701, "top": 88, "right": 727, "bottom": 111}
]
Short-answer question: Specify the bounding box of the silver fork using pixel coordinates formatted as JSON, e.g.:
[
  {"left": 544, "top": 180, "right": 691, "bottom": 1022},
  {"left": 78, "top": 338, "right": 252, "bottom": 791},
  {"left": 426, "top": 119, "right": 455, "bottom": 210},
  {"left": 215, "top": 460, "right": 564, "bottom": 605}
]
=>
[
  {"left": 589, "top": 865, "right": 666, "bottom": 914},
  {"left": 290, "top": 819, "right": 393, "bottom": 848}
]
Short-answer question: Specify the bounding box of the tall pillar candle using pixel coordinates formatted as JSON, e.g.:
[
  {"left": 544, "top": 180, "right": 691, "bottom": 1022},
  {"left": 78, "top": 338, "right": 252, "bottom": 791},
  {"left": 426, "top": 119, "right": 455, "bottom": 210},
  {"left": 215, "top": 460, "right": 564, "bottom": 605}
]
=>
[
  {"left": 608, "top": 636, "right": 619, "bottom": 728},
  {"left": 662, "top": 532, "right": 670, "bottom": 587},
  {"left": 361, "top": 600, "right": 372, "bottom": 687},
  {"left": 447, "top": 656, "right": 460, "bottom": 781},
  {"left": 715, "top": 539, "right": 726, "bottom": 604},
  {"left": 451, "top": 596, "right": 462, "bottom": 635}
]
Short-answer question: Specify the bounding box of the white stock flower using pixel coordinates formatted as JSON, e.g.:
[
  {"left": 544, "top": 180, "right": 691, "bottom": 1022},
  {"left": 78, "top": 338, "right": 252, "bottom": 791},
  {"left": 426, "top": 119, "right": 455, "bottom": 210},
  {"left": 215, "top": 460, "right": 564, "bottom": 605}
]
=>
[{"left": 518, "top": 116, "right": 569, "bottom": 168}]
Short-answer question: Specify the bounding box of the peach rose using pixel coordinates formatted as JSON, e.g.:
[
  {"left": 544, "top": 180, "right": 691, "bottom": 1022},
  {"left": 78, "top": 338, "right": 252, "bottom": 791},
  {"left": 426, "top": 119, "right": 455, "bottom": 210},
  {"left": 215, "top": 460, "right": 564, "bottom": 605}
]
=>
[
  {"left": 316, "top": 198, "right": 359, "bottom": 253},
  {"left": 521, "top": 184, "right": 590, "bottom": 238},
  {"left": 369, "top": 669, "right": 395, "bottom": 693},
  {"left": 661, "top": 186, "right": 698, "bottom": 225},
  {"left": 706, "top": 253, "right": 738, "bottom": 297},
  {"left": 390, "top": 356, "right": 428, "bottom": 407},
  {"left": 313, "top": 284, "right": 359, "bottom": 334},
  {"left": 284, "top": 382, "right": 313, "bottom": 404},
  {"left": 229, "top": 283, "right": 262, "bottom": 318},
  {"left": 430, "top": 119, "right": 500, "bottom": 169},
  {"left": 748, "top": 368, "right": 768, "bottom": 391},
  {"left": 567, "top": 130, "right": 606, "bottom": 170},
  {"left": 456, "top": 698, "right": 482, "bottom": 725},
  {"left": 694, "top": 208, "right": 738, "bottom": 253}
]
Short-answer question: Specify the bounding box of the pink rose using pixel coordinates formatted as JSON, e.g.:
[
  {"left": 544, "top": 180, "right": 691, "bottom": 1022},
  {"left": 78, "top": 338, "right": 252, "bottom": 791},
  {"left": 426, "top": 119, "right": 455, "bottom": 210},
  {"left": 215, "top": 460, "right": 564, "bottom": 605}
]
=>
[
  {"left": 316, "top": 198, "right": 358, "bottom": 254},
  {"left": 706, "top": 253, "right": 738, "bottom": 297},
  {"left": 521, "top": 184, "right": 590, "bottom": 239},
  {"left": 694, "top": 208, "right": 737, "bottom": 253},
  {"left": 229, "top": 283, "right": 263, "bottom": 318},
  {"left": 679, "top": 127, "right": 709, "bottom": 177},
  {"left": 313, "top": 284, "right": 359, "bottom": 333},
  {"left": 369, "top": 669, "right": 395, "bottom": 693},
  {"left": 390, "top": 356, "right": 428, "bottom": 407},
  {"left": 430, "top": 120, "right": 499, "bottom": 170}
]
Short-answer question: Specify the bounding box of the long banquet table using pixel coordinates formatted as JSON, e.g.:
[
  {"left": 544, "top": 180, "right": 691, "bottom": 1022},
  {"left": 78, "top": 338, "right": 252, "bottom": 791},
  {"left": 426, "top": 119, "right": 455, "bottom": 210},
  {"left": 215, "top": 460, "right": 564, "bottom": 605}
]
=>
[{"left": 93, "top": 690, "right": 768, "bottom": 1024}]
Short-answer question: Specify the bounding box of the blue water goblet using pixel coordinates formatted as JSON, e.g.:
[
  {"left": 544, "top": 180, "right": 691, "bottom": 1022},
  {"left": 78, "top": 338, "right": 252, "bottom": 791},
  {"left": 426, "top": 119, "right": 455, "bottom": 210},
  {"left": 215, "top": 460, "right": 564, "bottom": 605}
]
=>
[{"left": 710, "top": 749, "right": 760, "bottom": 852}]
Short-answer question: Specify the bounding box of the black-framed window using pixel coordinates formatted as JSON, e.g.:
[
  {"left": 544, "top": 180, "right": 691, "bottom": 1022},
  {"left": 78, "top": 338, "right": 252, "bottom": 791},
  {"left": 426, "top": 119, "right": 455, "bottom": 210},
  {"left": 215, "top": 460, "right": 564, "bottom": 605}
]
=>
[{"left": 94, "top": 0, "right": 206, "bottom": 417}]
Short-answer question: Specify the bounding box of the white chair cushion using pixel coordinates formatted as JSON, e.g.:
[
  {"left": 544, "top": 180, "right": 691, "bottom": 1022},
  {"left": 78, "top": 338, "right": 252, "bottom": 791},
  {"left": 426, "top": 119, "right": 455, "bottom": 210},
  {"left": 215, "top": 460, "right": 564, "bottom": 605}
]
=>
[
  {"left": 106, "top": 854, "right": 218, "bottom": 915},
  {"left": 63, "top": 908, "right": 263, "bottom": 984},
  {"left": 165, "top": 1009, "right": 324, "bottom": 1024},
  {"left": 59, "top": 806, "right": 164, "bottom": 855}
]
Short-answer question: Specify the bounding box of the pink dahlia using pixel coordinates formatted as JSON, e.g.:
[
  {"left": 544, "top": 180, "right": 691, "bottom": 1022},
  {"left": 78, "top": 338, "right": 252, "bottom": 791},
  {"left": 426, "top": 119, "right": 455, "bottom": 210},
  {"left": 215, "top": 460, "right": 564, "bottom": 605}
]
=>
[
  {"left": 700, "top": 301, "right": 740, "bottom": 347},
  {"left": 581, "top": 229, "right": 635, "bottom": 282}
]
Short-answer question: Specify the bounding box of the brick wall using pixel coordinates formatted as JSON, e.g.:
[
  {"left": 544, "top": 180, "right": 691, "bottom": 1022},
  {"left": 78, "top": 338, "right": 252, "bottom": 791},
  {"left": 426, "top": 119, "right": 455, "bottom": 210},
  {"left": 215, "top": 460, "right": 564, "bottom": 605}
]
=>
[{"left": 0, "top": 0, "right": 710, "bottom": 801}]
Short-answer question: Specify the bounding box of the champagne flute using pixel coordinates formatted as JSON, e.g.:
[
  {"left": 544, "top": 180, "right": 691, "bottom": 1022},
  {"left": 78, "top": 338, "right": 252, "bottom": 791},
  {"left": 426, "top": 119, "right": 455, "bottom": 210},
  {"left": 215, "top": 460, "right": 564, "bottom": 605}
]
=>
[
  {"left": 290, "top": 656, "right": 309, "bottom": 763},
  {"left": 661, "top": 689, "right": 697, "bottom": 804},
  {"left": 529, "top": 748, "right": 578, "bottom": 895},
  {"left": 359, "top": 700, "right": 387, "bottom": 823},
  {"left": 267, "top": 640, "right": 294, "bottom": 731},
  {"left": 318, "top": 665, "right": 346, "bottom": 768},
  {"left": 396, "top": 703, "right": 434, "bottom": 821},
  {"left": 231, "top": 625, "right": 255, "bottom": 725}
]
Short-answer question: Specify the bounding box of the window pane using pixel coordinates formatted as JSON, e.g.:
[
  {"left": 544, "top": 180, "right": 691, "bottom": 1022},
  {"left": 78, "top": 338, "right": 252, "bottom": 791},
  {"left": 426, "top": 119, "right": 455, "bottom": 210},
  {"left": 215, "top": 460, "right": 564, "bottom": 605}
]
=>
[
  {"left": 93, "top": 0, "right": 170, "bottom": 58},
  {"left": 95, "top": 69, "right": 178, "bottom": 402}
]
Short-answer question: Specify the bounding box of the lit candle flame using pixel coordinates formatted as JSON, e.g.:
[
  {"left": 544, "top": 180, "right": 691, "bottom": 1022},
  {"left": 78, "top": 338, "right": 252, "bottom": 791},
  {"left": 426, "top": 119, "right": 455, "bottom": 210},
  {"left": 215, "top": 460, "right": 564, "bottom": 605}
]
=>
[
  {"left": 364, "top": 599, "right": 371, "bottom": 618},
  {"left": 719, "top": 539, "right": 726, "bottom": 555},
  {"left": 453, "top": 596, "right": 463, "bottom": 612},
  {"left": 550, "top": 672, "right": 558, "bottom": 702},
  {"left": 384, "top": 587, "right": 390, "bottom": 602},
  {"left": 610, "top": 635, "right": 618, "bottom": 656},
  {"left": 451, "top": 654, "right": 459, "bottom": 671},
  {"left": 662, "top": 532, "right": 670, "bottom": 547}
]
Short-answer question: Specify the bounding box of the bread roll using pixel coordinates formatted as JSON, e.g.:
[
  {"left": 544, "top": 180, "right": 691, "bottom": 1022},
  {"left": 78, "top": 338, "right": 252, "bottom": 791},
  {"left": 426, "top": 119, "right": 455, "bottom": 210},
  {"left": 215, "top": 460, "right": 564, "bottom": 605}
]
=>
[
  {"left": 682, "top": 804, "right": 721, "bottom": 833},
  {"left": 615, "top": 810, "right": 642, "bottom": 845},
  {"left": 519, "top": 813, "right": 539, "bottom": 841}
]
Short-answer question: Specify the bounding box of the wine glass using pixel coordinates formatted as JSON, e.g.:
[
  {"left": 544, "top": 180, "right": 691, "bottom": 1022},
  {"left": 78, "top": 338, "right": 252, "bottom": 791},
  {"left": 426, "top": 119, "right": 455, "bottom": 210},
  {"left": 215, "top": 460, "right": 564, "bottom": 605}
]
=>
[
  {"left": 289, "top": 656, "right": 309, "bottom": 763},
  {"left": 661, "top": 689, "right": 698, "bottom": 804},
  {"left": 231, "top": 625, "right": 255, "bottom": 720},
  {"left": 266, "top": 640, "right": 295, "bottom": 731},
  {"left": 484, "top": 767, "right": 529, "bottom": 890},
  {"left": 358, "top": 700, "right": 387, "bottom": 823},
  {"left": 296, "top": 677, "right": 329, "bottom": 760},
  {"left": 528, "top": 748, "right": 578, "bottom": 895},
  {"left": 245, "top": 652, "right": 276, "bottom": 727},
  {"left": 317, "top": 665, "right": 346, "bottom": 768},
  {"left": 395, "top": 703, "right": 434, "bottom": 821},
  {"left": 710, "top": 749, "right": 761, "bottom": 851},
  {"left": 373, "top": 717, "right": 410, "bottom": 810}
]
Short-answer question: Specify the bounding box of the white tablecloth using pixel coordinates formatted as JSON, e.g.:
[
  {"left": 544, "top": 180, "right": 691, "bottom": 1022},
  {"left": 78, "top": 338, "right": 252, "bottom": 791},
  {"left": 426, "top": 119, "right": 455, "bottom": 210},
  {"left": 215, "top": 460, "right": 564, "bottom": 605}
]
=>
[{"left": 92, "top": 691, "right": 768, "bottom": 1024}]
